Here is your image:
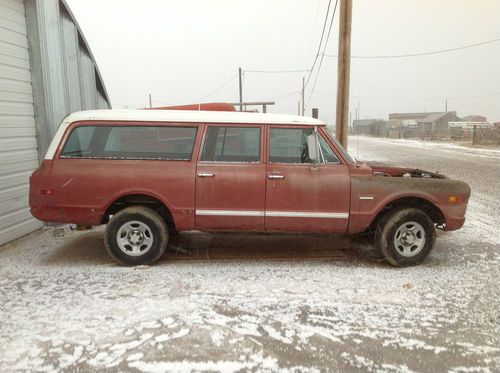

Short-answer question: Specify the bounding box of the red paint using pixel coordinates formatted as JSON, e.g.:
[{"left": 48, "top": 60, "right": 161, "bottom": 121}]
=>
[
  {"left": 147, "top": 103, "right": 236, "bottom": 112},
  {"left": 29, "top": 116, "right": 471, "bottom": 236}
]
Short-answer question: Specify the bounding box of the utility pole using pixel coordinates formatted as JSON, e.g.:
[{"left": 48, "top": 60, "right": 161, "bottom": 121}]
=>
[
  {"left": 238, "top": 67, "right": 243, "bottom": 112},
  {"left": 148, "top": 93, "right": 152, "bottom": 108},
  {"left": 297, "top": 101, "right": 300, "bottom": 116},
  {"left": 301, "top": 76, "right": 305, "bottom": 116},
  {"left": 445, "top": 100, "right": 448, "bottom": 112},
  {"left": 335, "top": 0, "right": 353, "bottom": 149}
]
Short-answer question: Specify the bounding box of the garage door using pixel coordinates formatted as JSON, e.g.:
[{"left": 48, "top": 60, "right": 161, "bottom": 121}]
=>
[{"left": 0, "top": 0, "right": 43, "bottom": 246}]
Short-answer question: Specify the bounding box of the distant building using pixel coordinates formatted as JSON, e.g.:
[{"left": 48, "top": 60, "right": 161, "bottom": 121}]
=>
[
  {"left": 389, "top": 112, "right": 461, "bottom": 132},
  {"left": 0, "top": 0, "right": 110, "bottom": 246},
  {"left": 462, "top": 115, "right": 487, "bottom": 122},
  {"left": 352, "top": 119, "right": 385, "bottom": 136},
  {"left": 449, "top": 122, "right": 493, "bottom": 130}
]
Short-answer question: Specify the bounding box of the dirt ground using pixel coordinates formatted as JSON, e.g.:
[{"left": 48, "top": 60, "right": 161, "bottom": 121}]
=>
[{"left": 0, "top": 137, "right": 498, "bottom": 372}]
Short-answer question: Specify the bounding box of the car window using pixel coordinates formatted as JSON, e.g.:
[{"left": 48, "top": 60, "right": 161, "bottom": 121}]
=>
[
  {"left": 60, "top": 126, "right": 96, "bottom": 157},
  {"left": 200, "top": 126, "right": 261, "bottom": 162},
  {"left": 318, "top": 134, "right": 340, "bottom": 163},
  {"left": 60, "top": 125, "right": 197, "bottom": 160},
  {"left": 269, "top": 128, "right": 314, "bottom": 164}
]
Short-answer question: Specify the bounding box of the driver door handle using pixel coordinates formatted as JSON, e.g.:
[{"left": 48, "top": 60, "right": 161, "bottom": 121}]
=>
[
  {"left": 268, "top": 174, "right": 284, "bottom": 179},
  {"left": 197, "top": 173, "right": 215, "bottom": 177}
]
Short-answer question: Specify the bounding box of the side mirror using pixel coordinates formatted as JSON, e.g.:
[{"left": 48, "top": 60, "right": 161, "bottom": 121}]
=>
[{"left": 307, "top": 132, "right": 320, "bottom": 163}]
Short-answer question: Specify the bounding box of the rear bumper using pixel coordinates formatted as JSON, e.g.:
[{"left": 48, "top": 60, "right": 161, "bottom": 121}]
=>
[{"left": 30, "top": 206, "right": 102, "bottom": 225}]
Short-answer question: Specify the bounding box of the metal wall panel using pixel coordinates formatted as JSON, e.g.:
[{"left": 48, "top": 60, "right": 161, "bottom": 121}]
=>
[
  {"left": 78, "top": 47, "right": 97, "bottom": 110},
  {"left": 0, "top": 0, "right": 43, "bottom": 246},
  {"left": 0, "top": 0, "right": 111, "bottom": 247},
  {"left": 25, "top": 0, "right": 111, "bottom": 158},
  {"left": 60, "top": 11, "right": 81, "bottom": 113}
]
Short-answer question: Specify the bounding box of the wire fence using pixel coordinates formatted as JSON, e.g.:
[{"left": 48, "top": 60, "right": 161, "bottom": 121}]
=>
[{"left": 350, "top": 126, "right": 500, "bottom": 146}]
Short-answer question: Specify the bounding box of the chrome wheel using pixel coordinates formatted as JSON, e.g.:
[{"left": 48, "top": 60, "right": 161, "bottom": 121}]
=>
[
  {"left": 393, "top": 221, "right": 426, "bottom": 257},
  {"left": 116, "top": 220, "right": 154, "bottom": 256}
]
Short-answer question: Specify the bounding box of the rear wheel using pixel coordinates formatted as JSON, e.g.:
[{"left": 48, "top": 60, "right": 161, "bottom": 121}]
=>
[
  {"left": 105, "top": 206, "right": 168, "bottom": 265},
  {"left": 375, "top": 208, "right": 435, "bottom": 267}
]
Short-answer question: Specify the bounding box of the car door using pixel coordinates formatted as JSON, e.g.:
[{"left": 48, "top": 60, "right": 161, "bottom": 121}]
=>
[
  {"left": 195, "top": 124, "right": 266, "bottom": 230},
  {"left": 265, "top": 125, "right": 350, "bottom": 233}
]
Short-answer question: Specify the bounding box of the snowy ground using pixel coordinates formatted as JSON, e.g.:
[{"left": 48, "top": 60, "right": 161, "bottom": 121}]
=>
[{"left": 0, "top": 136, "right": 498, "bottom": 372}]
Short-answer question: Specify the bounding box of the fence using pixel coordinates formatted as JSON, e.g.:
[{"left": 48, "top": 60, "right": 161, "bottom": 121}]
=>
[
  {"left": 473, "top": 126, "right": 500, "bottom": 146},
  {"left": 351, "top": 126, "right": 499, "bottom": 146}
]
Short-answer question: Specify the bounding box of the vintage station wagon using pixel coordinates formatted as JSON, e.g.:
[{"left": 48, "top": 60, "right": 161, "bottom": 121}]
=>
[{"left": 29, "top": 110, "right": 470, "bottom": 266}]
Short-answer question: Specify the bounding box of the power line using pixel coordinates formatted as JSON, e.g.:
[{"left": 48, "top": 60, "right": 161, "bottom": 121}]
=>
[
  {"left": 309, "top": 0, "right": 322, "bottom": 59},
  {"left": 310, "top": 90, "right": 500, "bottom": 101},
  {"left": 322, "top": 38, "right": 500, "bottom": 59},
  {"left": 308, "top": 0, "right": 339, "bottom": 105},
  {"left": 151, "top": 98, "right": 175, "bottom": 105},
  {"left": 260, "top": 90, "right": 298, "bottom": 102},
  {"left": 195, "top": 74, "right": 238, "bottom": 102},
  {"left": 304, "top": 0, "right": 332, "bottom": 89},
  {"left": 244, "top": 69, "right": 310, "bottom": 74}
]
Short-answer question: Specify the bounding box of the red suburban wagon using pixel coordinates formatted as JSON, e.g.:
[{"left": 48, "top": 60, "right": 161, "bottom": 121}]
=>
[{"left": 29, "top": 110, "right": 470, "bottom": 266}]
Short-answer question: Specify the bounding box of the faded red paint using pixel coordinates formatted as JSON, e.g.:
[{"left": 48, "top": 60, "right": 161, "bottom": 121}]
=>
[
  {"left": 147, "top": 103, "right": 236, "bottom": 112},
  {"left": 29, "top": 118, "right": 471, "bottom": 235}
]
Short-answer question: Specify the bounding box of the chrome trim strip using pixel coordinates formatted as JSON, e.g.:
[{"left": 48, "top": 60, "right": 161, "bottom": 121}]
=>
[
  {"left": 359, "top": 196, "right": 374, "bottom": 200},
  {"left": 195, "top": 210, "right": 349, "bottom": 219},
  {"left": 196, "top": 210, "right": 265, "bottom": 217},
  {"left": 265, "top": 211, "right": 349, "bottom": 219}
]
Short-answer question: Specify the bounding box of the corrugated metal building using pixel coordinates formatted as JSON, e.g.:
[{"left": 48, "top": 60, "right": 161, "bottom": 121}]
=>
[{"left": 0, "top": 0, "right": 110, "bottom": 246}]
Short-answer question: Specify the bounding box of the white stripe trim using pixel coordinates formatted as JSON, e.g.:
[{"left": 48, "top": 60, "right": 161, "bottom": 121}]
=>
[
  {"left": 195, "top": 210, "right": 349, "bottom": 219},
  {"left": 196, "top": 210, "right": 264, "bottom": 217},
  {"left": 359, "top": 196, "right": 374, "bottom": 200}
]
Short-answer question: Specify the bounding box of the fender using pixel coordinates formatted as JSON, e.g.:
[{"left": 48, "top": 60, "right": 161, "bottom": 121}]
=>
[{"left": 348, "top": 176, "right": 470, "bottom": 234}]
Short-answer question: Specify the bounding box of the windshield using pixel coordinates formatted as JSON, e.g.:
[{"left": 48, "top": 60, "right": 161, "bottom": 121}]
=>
[{"left": 324, "top": 130, "right": 356, "bottom": 163}]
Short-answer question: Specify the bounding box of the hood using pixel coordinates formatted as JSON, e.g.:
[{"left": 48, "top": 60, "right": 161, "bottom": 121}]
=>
[{"left": 367, "top": 163, "right": 447, "bottom": 179}]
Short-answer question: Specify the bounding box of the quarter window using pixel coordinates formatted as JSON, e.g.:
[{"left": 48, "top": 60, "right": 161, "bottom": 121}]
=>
[
  {"left": 60, "top": 126, "right": 95, "bottom": 158},
  {"left": 201, "top": 126, "right": 261, "bottom": 162},
  {"left": 318, "top": 135, "right": 340, "bottom": 163},
  {"left": 60, "top": 125, "right": 197, "bottom": 160}
]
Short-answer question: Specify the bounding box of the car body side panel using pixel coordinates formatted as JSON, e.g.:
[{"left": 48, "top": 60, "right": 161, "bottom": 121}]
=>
[
  {"left": 349, "top": 176, "right": 471, "bottom": 234},
  {"left": 30, "top": 120, "right": 204, "bottom": 230},
  {"left": 30, "top": 158, "right": 197, "bottom": 229}
]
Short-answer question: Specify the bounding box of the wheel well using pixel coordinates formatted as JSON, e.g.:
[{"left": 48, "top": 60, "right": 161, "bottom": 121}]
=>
[
  {"left": 369, "top": 197, "right": 445, "bottom": 231},
  {"left": 101, "top": 194, "right": 176, "bottom": 233}
]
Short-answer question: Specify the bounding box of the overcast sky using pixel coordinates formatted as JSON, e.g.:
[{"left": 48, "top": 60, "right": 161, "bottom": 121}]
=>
[{"left": 66, "top": 0, "right": 500, "bottom": 123}]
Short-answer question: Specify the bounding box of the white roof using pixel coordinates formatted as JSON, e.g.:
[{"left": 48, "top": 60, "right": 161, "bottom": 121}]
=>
[
  {"left": 44, "top": 110, "right": 324, "bottom": 160},
  {"left": 62, "top": 109, "right": 324, "bottom": 126}
]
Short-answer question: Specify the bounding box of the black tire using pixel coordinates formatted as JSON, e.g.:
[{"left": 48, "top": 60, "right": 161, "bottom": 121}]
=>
[
  {"left": 104, "top": 206, "right": 168, "bottom": 266},
  {"left": 375, "top": 208, "right": 435, "bottom": 267}
]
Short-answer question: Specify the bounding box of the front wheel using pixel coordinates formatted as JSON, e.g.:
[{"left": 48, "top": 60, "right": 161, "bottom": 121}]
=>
[
  {"left": 375, "top": 208, "right": 435, "bottom": 267},
  {"left": 104, "top": 206, "right": 168, "bottom": 266}
]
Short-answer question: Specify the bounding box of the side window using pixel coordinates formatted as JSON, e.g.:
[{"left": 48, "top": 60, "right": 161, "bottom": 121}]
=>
[
  {"left": 103, "top": 126, "right": 197, "bottom": 160},
  {"left": 60, "top": 126, "right": 96, "bottom": 157},
  {"left": 201, "top": 126, "right": 261, "bottom": 162},
  {"left": 318, "top": 135, "right": 340, "bottom": 163},
  {"left": 269, "top": 127, "right": 314, "bottom": 164},
  {"left": 60, "top": 125, "right": 197, "bottom": 160}
]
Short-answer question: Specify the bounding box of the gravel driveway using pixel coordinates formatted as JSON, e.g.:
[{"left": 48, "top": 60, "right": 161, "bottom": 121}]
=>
[{"left": 0, "top": 137, "right": 498, "bottom": 372}]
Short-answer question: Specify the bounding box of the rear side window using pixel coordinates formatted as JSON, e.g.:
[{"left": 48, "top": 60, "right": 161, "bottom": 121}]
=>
[
  {"left": 60, "top": 126, "right": 96, "bottom": 157},
  {"left": 60, "top": 125, "right": 197, "bottom": 160},
  {"left": 269, "top": 127, "right": 314, "bottom": 163},
  {"left": 200, "top": 126, "right": 261, "bottom": 162}
]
